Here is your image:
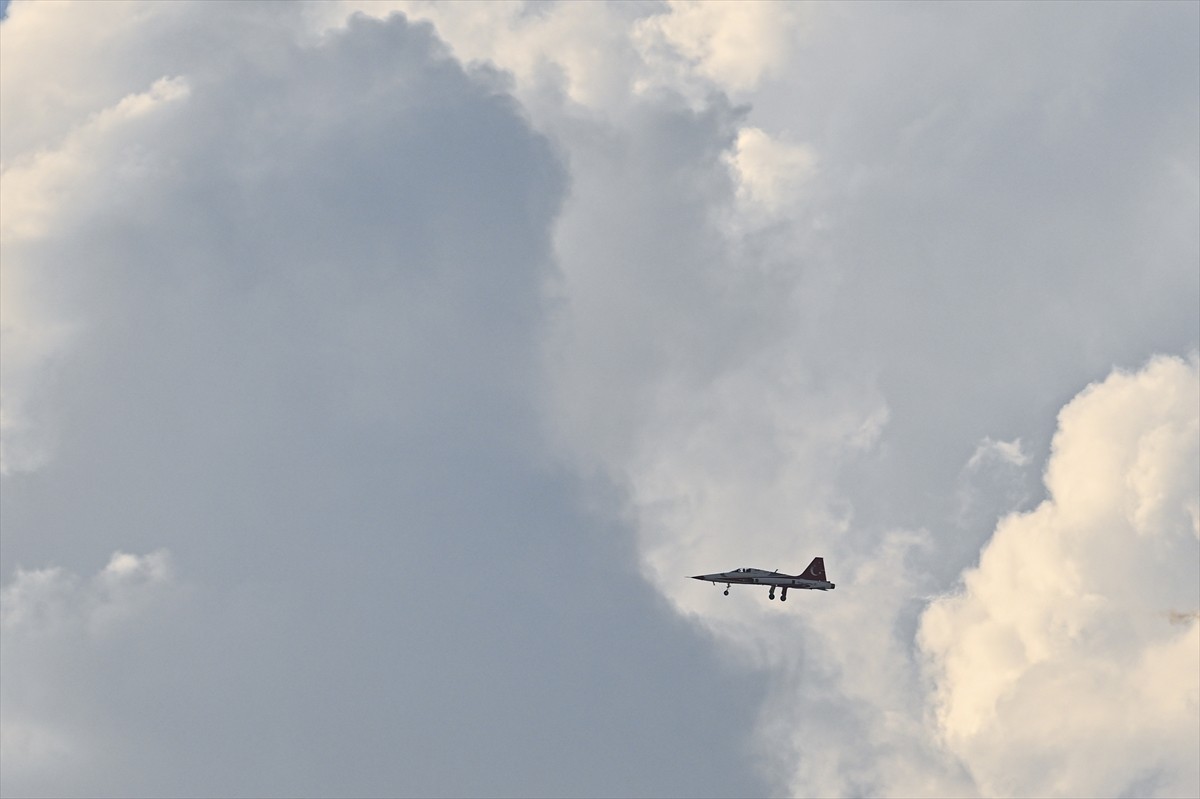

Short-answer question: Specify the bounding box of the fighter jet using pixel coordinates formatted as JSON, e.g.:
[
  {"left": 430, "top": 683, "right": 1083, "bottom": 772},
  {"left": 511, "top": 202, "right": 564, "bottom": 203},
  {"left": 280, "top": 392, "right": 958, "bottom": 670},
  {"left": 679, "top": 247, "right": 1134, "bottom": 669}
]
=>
[{"left": 691, "top": 557, "right": 834, "bottom": 601}]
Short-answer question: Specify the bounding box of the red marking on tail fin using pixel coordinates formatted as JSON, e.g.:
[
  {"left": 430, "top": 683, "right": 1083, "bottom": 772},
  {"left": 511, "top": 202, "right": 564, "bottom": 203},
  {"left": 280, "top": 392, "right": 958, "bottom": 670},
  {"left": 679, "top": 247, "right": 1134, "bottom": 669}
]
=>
[{"left": 798, "top": 557, "right": 826, "bottom": 581}]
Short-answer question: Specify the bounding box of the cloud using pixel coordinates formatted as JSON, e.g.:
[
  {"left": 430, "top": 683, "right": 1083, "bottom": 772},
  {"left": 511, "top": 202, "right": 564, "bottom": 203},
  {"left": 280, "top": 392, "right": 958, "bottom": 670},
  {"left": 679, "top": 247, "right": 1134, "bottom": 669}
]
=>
[
  {"left": 966, "top": 438, "right": 1030, "bottom": 471},
  {"left": 363, "top": 4, "right": 1197, "bottom": 796},
  {"left": 920, "top": 356, "right": 1200, "bottom": 798},
  {"left": 3, "top": 2, "right": 1197, "bottom": 797},
  {"left": 1, "top": 551, "right": 179, "bottom": 792},
  {"left": 1, "top": 550, "right": 175, "bottom": 635},
  {"left": 1, "top": 6, "right": 767, "bottom": 797},
  {"left": 1, "top": 73, "right": 191, "bottom": 473},
  {"left": 0, "top": 75, "right": 190, "bottom": 241},
  {"left": 954, "top": 438, "right": 1037, "bottom": 538},
  {"left": 310, "top": 0, "right": 653, "bottom": 113},
  {"left": 723, "top": 127, "right": 819, "bottom": 226},
  {"left": 632, "top": 0, "right": 807, "bottom": 95}
]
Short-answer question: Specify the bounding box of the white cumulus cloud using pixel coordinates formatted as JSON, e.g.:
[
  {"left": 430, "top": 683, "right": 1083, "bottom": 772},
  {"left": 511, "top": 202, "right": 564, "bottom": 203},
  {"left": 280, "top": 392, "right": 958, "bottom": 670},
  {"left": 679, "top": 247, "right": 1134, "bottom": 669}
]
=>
[
  {"left": 724, "top": 126, "right": 819, "bottom": 224},
  {"left": 920, "top": 355, "right": 1200, "bottom": 798},
  {"left": 633, "top": 0, "right": 807, "bottom": 95}
]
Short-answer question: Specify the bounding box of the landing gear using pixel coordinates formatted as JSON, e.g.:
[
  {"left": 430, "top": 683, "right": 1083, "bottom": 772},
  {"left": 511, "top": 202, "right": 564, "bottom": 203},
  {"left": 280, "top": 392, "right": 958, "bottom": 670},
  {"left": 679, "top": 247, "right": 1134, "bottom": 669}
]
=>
[
  {"left": 780, "top": 587, "right": 788, "bottom": 602},
  {"left": 768, "top": 588, "right": 776, "bottom": 600},
  {"left": 723, "top": 584, "right": 730, "bottom": 596}
]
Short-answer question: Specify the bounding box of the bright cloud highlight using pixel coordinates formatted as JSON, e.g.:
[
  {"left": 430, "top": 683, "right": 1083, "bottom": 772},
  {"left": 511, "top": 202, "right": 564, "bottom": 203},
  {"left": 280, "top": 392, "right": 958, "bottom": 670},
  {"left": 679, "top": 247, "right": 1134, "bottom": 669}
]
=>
[{"left": 921, "top": 356, "right": 1200, "bottom": 798}]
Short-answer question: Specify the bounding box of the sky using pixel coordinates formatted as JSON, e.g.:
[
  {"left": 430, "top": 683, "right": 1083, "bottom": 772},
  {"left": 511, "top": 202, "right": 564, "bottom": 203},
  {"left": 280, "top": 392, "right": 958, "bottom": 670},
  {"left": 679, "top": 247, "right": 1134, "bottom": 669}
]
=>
[{"left": 0, "top": 2, "right": 1196, "bottom": 798}]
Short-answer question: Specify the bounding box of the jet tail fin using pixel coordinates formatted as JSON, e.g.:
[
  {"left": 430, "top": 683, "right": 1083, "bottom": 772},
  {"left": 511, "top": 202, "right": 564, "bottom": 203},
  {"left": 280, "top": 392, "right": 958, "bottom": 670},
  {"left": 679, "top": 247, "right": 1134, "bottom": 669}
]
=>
[{"left": 797, "top": 557, "right": 826, "bottom": 581}]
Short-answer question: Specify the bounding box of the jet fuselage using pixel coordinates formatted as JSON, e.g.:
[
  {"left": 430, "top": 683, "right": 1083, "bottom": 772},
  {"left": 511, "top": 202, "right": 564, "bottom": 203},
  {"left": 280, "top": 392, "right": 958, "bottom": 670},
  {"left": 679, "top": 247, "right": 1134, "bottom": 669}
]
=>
[{"left": 691, "top": 558, "right": 835, "bottom": 600}]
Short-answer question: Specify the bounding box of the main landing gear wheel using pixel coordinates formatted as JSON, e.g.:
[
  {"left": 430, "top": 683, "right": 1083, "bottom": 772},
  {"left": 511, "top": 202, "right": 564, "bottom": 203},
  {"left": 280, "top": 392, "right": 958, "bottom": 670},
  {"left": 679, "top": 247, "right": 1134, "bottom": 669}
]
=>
[{"left": 723, "top": 586, "right": 730, "bottom": 596}]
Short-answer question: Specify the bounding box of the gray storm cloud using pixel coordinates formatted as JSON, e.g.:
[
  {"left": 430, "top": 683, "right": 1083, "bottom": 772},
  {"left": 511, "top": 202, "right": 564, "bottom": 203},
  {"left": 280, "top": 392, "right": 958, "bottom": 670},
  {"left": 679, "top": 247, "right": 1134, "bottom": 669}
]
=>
[{"left": 1, "top": 4, "right": 766, "bottom": 797}]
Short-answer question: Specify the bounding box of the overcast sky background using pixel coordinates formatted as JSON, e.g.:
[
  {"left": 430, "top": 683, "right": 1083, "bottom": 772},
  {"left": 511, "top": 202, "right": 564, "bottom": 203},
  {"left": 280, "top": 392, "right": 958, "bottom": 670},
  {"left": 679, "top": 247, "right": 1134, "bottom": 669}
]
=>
[{"left": 1, "top": 2, "right": 1197, "bottom": 798}]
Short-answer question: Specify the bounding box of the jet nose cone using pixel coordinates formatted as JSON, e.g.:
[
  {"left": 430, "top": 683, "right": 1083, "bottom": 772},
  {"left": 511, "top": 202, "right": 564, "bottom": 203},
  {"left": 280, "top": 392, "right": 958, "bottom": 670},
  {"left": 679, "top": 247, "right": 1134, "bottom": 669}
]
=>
[{"left": 691, "top": 575, "right": 706, "bottom": 580}]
